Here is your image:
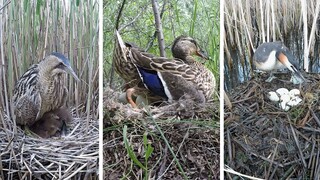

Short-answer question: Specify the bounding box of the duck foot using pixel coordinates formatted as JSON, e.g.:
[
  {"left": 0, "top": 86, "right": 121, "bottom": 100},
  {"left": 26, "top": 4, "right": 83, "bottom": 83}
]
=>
[
  {"left": 290, "top": 74, "right": 305, "bottom": 85},
  {"left": 265, "top": 74, "right": 277, "bottom": 82},
  {"left": 126, "top": 88, "right": 138, "bottom": 108}
]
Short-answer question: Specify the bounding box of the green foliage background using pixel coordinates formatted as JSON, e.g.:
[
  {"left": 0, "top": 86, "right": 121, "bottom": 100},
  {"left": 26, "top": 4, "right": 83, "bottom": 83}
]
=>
[{"left": 103, "top": 0, "right": 220, "bottom": 89}]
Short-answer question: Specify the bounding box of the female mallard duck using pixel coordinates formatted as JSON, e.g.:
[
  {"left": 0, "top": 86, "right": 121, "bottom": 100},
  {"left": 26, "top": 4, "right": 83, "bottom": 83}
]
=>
[
  {"left": 113, "top": 31, "right": 162, "bottom": 107},
  {"left": 113, "top": 31, "right": 215, "bottom": 107}
]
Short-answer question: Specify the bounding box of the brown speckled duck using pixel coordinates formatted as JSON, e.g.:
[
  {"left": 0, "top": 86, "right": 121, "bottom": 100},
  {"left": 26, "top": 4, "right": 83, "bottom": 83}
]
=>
[{"left": 113, "top": 31, "right": 215, "bottom": 107}]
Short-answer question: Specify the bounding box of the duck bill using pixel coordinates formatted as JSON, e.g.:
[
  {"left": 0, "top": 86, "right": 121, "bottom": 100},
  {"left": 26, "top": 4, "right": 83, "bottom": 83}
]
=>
[
  {"left": 278, "top": 52, "right": 305, "bottom": 84},
  {"left": 66, "top": 66, "right": 80, "bottom": 82},
  {"left": 291, "top": 68, "right": 305, "bottom": 84},
  {"left": 196, "top": 50, "right": 209, "bottom": 60}
]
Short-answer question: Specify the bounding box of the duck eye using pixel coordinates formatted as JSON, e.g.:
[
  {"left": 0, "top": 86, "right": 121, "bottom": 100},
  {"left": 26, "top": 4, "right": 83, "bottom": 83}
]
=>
[
  {"left": 190, "top": 39, "right": 197, "bottom": 46},
  {"left": 55, "top": 62, "right": 65, "bottom": 69}
]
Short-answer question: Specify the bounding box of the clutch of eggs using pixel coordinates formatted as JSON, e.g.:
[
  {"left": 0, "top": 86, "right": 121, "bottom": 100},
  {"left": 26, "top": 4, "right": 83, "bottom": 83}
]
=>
[{"left": 267, "top": 88, "right": 302, "bottom": 111}]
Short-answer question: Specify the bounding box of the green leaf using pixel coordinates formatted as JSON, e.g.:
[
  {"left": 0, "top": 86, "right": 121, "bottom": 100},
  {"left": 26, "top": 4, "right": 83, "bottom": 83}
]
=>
[
  {"left": 123, "top": 125, "right": 146, "bottom": 170},
  {"left": 143, "top": 132, "right": 148, "bottom": 148},
  {"left": 145, "top": 144, "right": 154, "bottom": 161}
]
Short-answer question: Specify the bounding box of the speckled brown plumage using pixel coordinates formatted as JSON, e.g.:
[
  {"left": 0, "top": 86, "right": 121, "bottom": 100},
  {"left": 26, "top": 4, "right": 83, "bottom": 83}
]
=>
[
  {"left": 129, "top": 36, "right": 216, "bottom": 103},
  {"left": 113, "top": 31, "right": 215, "bottom": 107},
  {"left": 13, "top": 52, "right": 79, "bottom": 128}
]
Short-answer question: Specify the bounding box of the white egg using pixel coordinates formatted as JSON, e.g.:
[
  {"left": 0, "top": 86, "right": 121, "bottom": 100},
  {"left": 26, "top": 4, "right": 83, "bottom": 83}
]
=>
[
  {"left": 280, "top": 94, "right": 291, "bottom": 103},
  {"left": 136, "top": 95, "right": 148, "bottom": 107},
  {"left": 289, "top": 89, "right": 300, "bottom": 96},
  {"left": 280, "top": 101, "right": 290, "bottom": 111},
  {"left": 295, "top": 97, "right": 302, "bottom": 104},
  {"left": 276, "top": 88, "right": 289, "bottom": 96},
  {"left": 268, "top": 91, "right": 280, "bottom": 102},
  {"left": 288, "top": 97, "right": 302, "bottom": 106},
  {"left": 118, "top": 92, "right": 129, "bottom": 103}
]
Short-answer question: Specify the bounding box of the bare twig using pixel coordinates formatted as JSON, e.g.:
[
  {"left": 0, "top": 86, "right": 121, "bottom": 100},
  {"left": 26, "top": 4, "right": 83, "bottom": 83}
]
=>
[
  {"left": 0, "top": 0, "right": 11, "bottom": 11},
  {"left": 115, "top": 0, "right": 126, "bottom": 30},
  {"left": 145, "top": 0, "right": 166, "bottom": 52},
  {"left": 151, "top": 0, "right": 166, "bottom": 57}
]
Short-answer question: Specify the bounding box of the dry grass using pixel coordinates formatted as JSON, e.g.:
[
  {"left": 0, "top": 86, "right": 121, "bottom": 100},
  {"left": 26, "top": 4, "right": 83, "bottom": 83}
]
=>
[
  {"left": 0, "top": 108, "right": 99, "bottom": 179},
  {"left": 103, "top": 87, "right": 220, "bottom": 179},
  {"left": 225, "top": 72, "right": 320, "bottom": 179},
  {"left": 224, "top": 0, "right": 319, "bottom": 48}
]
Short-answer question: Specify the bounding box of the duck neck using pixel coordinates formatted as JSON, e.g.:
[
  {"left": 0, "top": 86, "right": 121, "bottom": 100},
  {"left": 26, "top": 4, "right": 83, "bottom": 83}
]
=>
[{"left": 184, "top": 55, "right": 197, "bottom": 64}]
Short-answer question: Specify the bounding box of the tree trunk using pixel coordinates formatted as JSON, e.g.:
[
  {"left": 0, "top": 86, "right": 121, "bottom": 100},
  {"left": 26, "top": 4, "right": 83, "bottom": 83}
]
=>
[{"left": 151, "top": 0, "right": 166, "bottom": 57}]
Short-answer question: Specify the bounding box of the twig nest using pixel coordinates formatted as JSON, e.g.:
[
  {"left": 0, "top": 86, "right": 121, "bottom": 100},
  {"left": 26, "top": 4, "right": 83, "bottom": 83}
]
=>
[{"left": 268, "top": 88, "right": 302, "bottom": 111}]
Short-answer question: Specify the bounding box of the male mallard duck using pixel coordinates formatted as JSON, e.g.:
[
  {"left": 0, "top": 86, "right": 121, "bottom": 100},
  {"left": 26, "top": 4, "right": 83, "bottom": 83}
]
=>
[
  {"left": 253, "top": 41, "right": 305, "bottom": 84},
  {"left": 113, "top": 31, "right": 215, "bottom": 107}
]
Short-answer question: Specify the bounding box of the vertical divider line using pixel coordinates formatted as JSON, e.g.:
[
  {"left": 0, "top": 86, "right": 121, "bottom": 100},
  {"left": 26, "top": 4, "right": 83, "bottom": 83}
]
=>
[
  {"left": 98, "top": 0, "right": 104, "bottom": 179},
  {"left": 220, "top": 0, "right": 225, "bottom": 179}
]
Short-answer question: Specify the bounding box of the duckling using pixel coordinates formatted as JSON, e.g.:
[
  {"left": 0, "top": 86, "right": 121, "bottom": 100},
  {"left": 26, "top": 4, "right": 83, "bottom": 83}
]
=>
[{"left": 29, "top": 107, "right": 72, "bottom": 138}]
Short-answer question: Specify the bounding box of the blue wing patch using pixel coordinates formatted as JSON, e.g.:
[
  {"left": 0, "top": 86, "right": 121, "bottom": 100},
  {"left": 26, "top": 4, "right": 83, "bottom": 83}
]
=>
[{"left": 136, "top": 67, "right": 168, "bottom": 99}]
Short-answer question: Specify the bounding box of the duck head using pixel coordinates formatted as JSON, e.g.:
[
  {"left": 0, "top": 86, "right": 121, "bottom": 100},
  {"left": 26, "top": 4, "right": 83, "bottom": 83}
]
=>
[{"left": 171, "top": 36, "right": 208, "bottom": 63}]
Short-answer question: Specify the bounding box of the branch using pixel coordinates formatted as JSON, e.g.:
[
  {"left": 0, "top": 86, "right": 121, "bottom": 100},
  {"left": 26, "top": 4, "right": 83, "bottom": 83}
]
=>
[
  {"left": 115, "top": 0, "right": 126, "bottom": 30},
  {"left": 0, "top": 0, "right": 11, "bottom": 12},
  {"left": 145, "top": 0, "right": 166, "bottom": 52},
  {"left": 151, "top": 0, "right": 166, "bottom": 57},
  {"left": 119, "top": 10, "right": 142, "bottom": 32}
]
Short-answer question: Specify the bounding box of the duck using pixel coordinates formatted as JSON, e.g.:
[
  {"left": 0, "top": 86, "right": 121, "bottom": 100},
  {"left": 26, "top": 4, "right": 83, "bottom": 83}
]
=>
[
  {"left": 113, "top": 31, "right": 215, "bottom": 108},
  {"left": 129, "top": 36, "right": 216, "bottom": 106},
  {"left": 253, "top": 41, "right": 305, "bottom": 84},
  {"left": 113, "top": 31, "right": 163, "bottom": 107}
]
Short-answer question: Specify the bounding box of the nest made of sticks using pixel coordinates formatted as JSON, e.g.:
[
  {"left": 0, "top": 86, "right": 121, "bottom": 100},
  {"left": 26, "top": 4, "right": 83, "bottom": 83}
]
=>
[
  {"left": 225, "top": 72, "right": 320, "bottom": 179},
  {"left": 103, "top": 87, "right": 220, "bottom": 179},
  {"left": 0, "top": 110, "right": 99, "bottom": 179}
]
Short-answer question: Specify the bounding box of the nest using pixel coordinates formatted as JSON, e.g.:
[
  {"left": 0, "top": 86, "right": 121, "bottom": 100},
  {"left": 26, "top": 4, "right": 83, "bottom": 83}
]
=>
[
  {"left": 0, "top": 110, "right": 99, "bottom": 179},
  {"left": 103, "top": 87, "right": 220, "bottom": 179},
  {"left": 225, "top": 72, "right": 320, "bottom": 179}
]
